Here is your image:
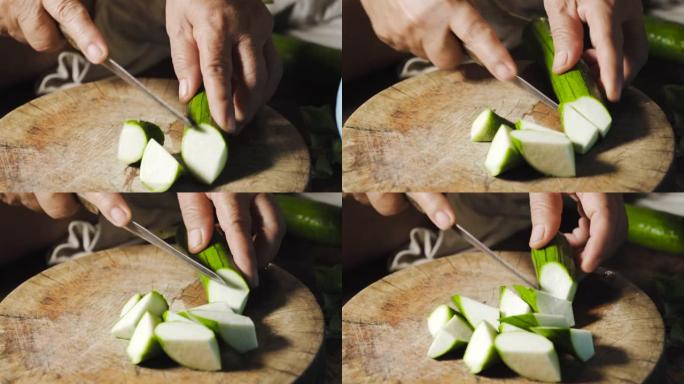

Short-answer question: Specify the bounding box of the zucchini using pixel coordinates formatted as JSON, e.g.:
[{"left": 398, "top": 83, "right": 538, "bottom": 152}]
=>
[
  {"left": 484, "top": 125, "right": 524, "bottom": 176},
  {"left": 427, "top": 314, "right": 473, "bottom": 358},
  {"left": 510, "top": 129, "right": 576, "bottom": 177},
  {"left": 154, "top": 321, "right": 222, "bottom": 371},
  {"left": 463, "top": 321, "right": 499, "bottom": 374},
  {"left": 427, "top": 304, "right": 456, "bottom": 336},
  {"left": 452, "top": 295, "right": 500, "bottom": 329},
  {"left": 117, "top": 120, "right": 165, "bottom": 164},
  {"left": 126, "top": 311, "right": 162, "bottom": 364},
  {"left": 645, "top": 15, "right": 684, "bottom": 63},
  {"left": 530, "top": 326, "right": 595, "bottom": 362},
  {"left": 499, "top": 313, "right": 571, "bottom": 330},
  {"left": 471, "top": 109, "right": 511, "bottom": 142},
  {"left": 526, "top": 18, "right": 612, "bottom": 151},
  {"left": 273, "top": 194, "right": 341, "bottom": 246},
  {"left": 495, "top": 331, "right": 561, "bottom": 382},
  {"left": 499, "top": 286, "right": 532, "bottom": 317},
  {"left": 139, "top": 140, "right": 183, "bottom": 192},
  {"left": 111, "top": 291, "right": 168, "bottom": 339},
  {"left": 187, "top": 308, "right": 258, "bottom": 353},
  {"left": 531, "top": 234, "right": 578, "bottom": 301},
  {"left": 512, "top": 285, "right": 575, "bottom": 327},
  {"left": 183, "top": 91, "right": 228, "bottom": 185},
  {"left": 625, "top": 203, "right": 684, "bottom": 254},
  {"left": 119, "top": 293, "right": 142, "bottom": 317}
]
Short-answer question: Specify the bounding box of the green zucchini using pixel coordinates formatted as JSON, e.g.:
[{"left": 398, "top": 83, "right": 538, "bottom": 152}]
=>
[
  {"left": 531, "top": 234, "right": 577, "bottom": 301},
  {"left": 471, "top": 109, "right": 511, "bottom": 142},
  {"left": 117, "top": 120, "right": 165, "bottom": 165},
  {"left": 273, "top": 194, "right": 341, "bottom": 246},
  {"left": 526, "top": 18, "right": 612, "bottom": 152},
  {"left": 645, "top": 15, "right": 684, "bottom": 64},
  {"left": 625, "top": 203, "right": 684, "bottom": 254},
  {"left": 183, "top": 91, "right": 228, "bottom": 185}
]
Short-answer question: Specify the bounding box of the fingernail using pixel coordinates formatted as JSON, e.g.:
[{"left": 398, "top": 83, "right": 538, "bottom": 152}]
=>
[
  {"left": 553, "top": 51, "right": 568, "bottom": 72},
  {"left": 188, "top": 229, "right": 202, "bottom": 250},
  {"left": 179, "top": 79, "right": 188, "bottom": 100},
  {"left": 86, "top": 43, "right": 104, "bottom": 63},
  {"left": 110, "top": 207, "right": 127, "bottom": 227},
  {"left": 530, "top": 224, "right": 545, "bottom": 244},
  {"left": 434, "top": 211, "right": 453, "bottom": 230},
  {"left": 495, "top": 63, "right": 512, "bottom": 80}
]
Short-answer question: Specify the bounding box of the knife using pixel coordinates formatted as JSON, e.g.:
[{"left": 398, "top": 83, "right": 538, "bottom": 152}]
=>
[
  {"left": 59, "top": 27, "right": 198, "bottom": 129},
  {"left": 76, "top": 195, "right": 226, "bottom": 286},
  {"left": 464, "top": 46, "right": 558, "bottom": 109},
  {"left": 453, "top": 224, "right": 538, "bottom": 288},
  {"left": 121, "top": 221, "right": 227, "bottom": 286}
]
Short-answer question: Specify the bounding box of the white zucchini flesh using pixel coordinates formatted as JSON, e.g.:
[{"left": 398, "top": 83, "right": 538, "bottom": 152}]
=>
[
  {"left": 203, "top": 268, "right": 250, "bottom": 314},
  {"left": 427, "top": 304, "right": 456, "bottom": 336},
  {"left": 471, "top": 109, "right": 506, "bottom": 142},
  {"left": 515, "top": 119, "right": 566, "bottom": 136},
  {"left": 126, "top": 311, "right": 161, "bottom": 364},
  {"left": 463, "top": 321, "right": 499, "bottom": 374},
  {"left": 117, "top": 121, "right": 163, "bottom": 164},
  {"left": 427, "top": 314, "right": 472, "bottom": 358},
  {"left": 452, "top": 295, "right": 500, "bottom": 328},
  {"left": 119, "top": 293, "right": 142, "bottom": 317},
  {"left": 181, "top": 123, "right": 228, "bottom": 185},
  {"left": 190, "top": 302, "right": 234, "bottom": 313},
  {"left": 560, "top": 103, "right": 600, "bottom": 154},
  {"left": 531, "top": 327, "right": 595, "bottom": 362},
  {"left": 484, "top": 125, "right": 523, "bottom": 176},
  {"left": 495, "top": 331, "right": 561, "bottom": 382},
  {"left": 188, "top": 309, "right": 258, "bottom": 353},
  {"left": 163, "top": 311, "right": 196, "bottom": 324},
  {"left": 513, "top": 285, "right": 575, "bottom": 326},
  {"left": 499, "top": 286, "right": 532, "bottom": 317},
  {"left": 538, "top": 262, "right": 577, "bottom": 301},
  {"left": 111, "top": 291, "right": 168, "bottom": 339},
  {"left": 565, "top": 96, "right": 612, "bottom": 137},
  {"left": 499, "top": 323, "right": 526, "bottom": 333},
  {"left": 500, "top": 313, "right": 571, "bottom": 330},
  {"left": 139, "top": 140, "right": 183, "bottom": 192},
  {"left": 155, "top": 321, "right": 221, "bottom": 371},
  {"left": 510, "top": 130, "right": 576, "bottom": 177}
]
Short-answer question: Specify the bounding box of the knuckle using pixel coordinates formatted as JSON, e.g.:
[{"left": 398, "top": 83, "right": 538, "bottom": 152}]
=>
[
  {"left": 54, "top": 0, "right": 86, "bottom": 23},
  {"left": 461, "top": 18, "right": 492, "bottom": 45}
]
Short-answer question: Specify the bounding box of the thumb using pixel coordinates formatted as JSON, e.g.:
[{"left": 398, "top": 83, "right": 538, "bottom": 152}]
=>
[{"left": 528, "top": 193, "right": 563, "bottom": 249}]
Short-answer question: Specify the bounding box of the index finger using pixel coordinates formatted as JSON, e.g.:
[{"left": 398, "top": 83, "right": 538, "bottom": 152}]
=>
[
  {"left": 406, "top": 192, "right": 455, "bottom": 230},
  {"left": 582, "top": 6, "right": 624, "bottom": 101},
  {"left": 195, "top": 26, "right": 235, "bottom": 132},
  {"left": 42, "top": 0, "right": 108, "bottom": 63}
]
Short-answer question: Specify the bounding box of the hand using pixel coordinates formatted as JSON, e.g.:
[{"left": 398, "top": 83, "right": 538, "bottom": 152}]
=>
[
  {"left": 0, "top": 193, "right": 130, "bottom": 224},
  {"left": 544, "top": 0, "right": 648, "bottom": 102},
  {"left": 178, "top": 193, "right": 285, "bottom": 287},
  {"left": 0, "top": 0, "right": 108, "bottom": 63},
  {"left": 166, "top": 0, "right": 282, "bottom": 133},
  {"left": 350, "top": 193, "right": 456, "bottom": 230},
  {"left": 359, "top": 0, "right": 517, "bottom": 80},
  {"left": 528, "top": 193, "right": 627, "bottom": 273}
]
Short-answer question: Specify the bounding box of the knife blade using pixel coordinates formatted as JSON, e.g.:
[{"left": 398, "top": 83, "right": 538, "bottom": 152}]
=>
[
  {"left": 58, "top": 26, "right": 197, "bottom": 129},
  {"left": 122, "top": 220, "right": 227, "bottom": 286},
  {"left": 453, "top": 224, "right": 538, "bottom": 288}
]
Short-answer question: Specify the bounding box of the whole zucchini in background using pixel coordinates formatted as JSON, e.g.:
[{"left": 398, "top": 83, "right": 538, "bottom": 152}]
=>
[
  {"left": 644, "top": 15, "right": 684, "bottom": 64},
  {"left": 273, "top": 194, "right": 341, "bottom": 247},
  {"left": 625, "top": 203, "right": 684, "bottom": 254}
]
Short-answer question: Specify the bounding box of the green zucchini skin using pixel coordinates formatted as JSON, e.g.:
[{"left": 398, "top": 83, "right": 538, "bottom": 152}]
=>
[
  {"left": 625, "top": 203, "right": 684, "bottom": 254},
  {"left": 273, "top": 195, "right": 341, "bottom": 246},
  {"left": 187, "top": 90, "right": 218, "bottom": 127},
  {"left": 525, "top": 18, "right": 603, "bottom": 105},
  {"left": 644, "top": 15, "right": 684, "bottom": 63},
  {"left": 127, "top": 120, "right": 165, "bottom": 146},
  {"left": 176, "top": 226, "right": 238, "bottom": 272},
  {"left": 530, "top": 234, "right": 577, "bottom": 281}
]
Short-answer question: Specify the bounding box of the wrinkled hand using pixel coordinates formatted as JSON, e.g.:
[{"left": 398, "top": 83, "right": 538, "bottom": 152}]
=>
[
  {"left": 544, "top": 0, "right": 648, "bottom": 101},
  {"left": 177, "top": 193, "right": 284, "bottom": 287},
  {"left": 360, "top": 0, "right": 517, "bottom": 80},
  {"left": 166, "top": 0, "right": 282, "bottom": 133},
  {"left": 0, "top": 0, "right": 108, "bottom": 63},
  {"left": 529, "top": 193, "right": 627, "bottom": 273},
  {"left": 351, "top": 193, "right": 456, "bottom": 230}
]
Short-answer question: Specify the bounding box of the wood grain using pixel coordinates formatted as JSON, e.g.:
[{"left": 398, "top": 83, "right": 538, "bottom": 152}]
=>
[
  {"left": 343, "top": 66, "right": 674, "bottom": 192},
  {"left": 342, "top": 252, "right": 665, "bottom": 383},
  {"left": 0, "top": 78, "right": 310, "bottom": 192},
  {"left": 0, "top": 245, "right": 324, "bottom": 383}
]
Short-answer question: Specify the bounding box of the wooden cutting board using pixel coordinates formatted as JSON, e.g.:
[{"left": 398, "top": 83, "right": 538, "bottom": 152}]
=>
[
  {"left": 0, "top": 78, "right": 310, "bottom": 192},
  {"left": 0, "top": 245, "right": 324, "bottom": 383},
  {"left": 343, "top": 65, "right": 674, "bottom": 192},
  {"left": 342, "top": 252, "right": 665, "bottom": 383}
]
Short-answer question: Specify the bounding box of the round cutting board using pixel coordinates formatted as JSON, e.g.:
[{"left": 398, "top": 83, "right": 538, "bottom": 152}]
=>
[
  {"left": 342, "top": 252, "right": 665, "bottom": 383},
  {"left": 0, "top": 78, "right": 310, "bottom": 192},
  {"left": 0, "top": 245, "right": 324, "bottom": 383},
  {"left": 342, "top": 66, "right": 674, "bottom": 192}
]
